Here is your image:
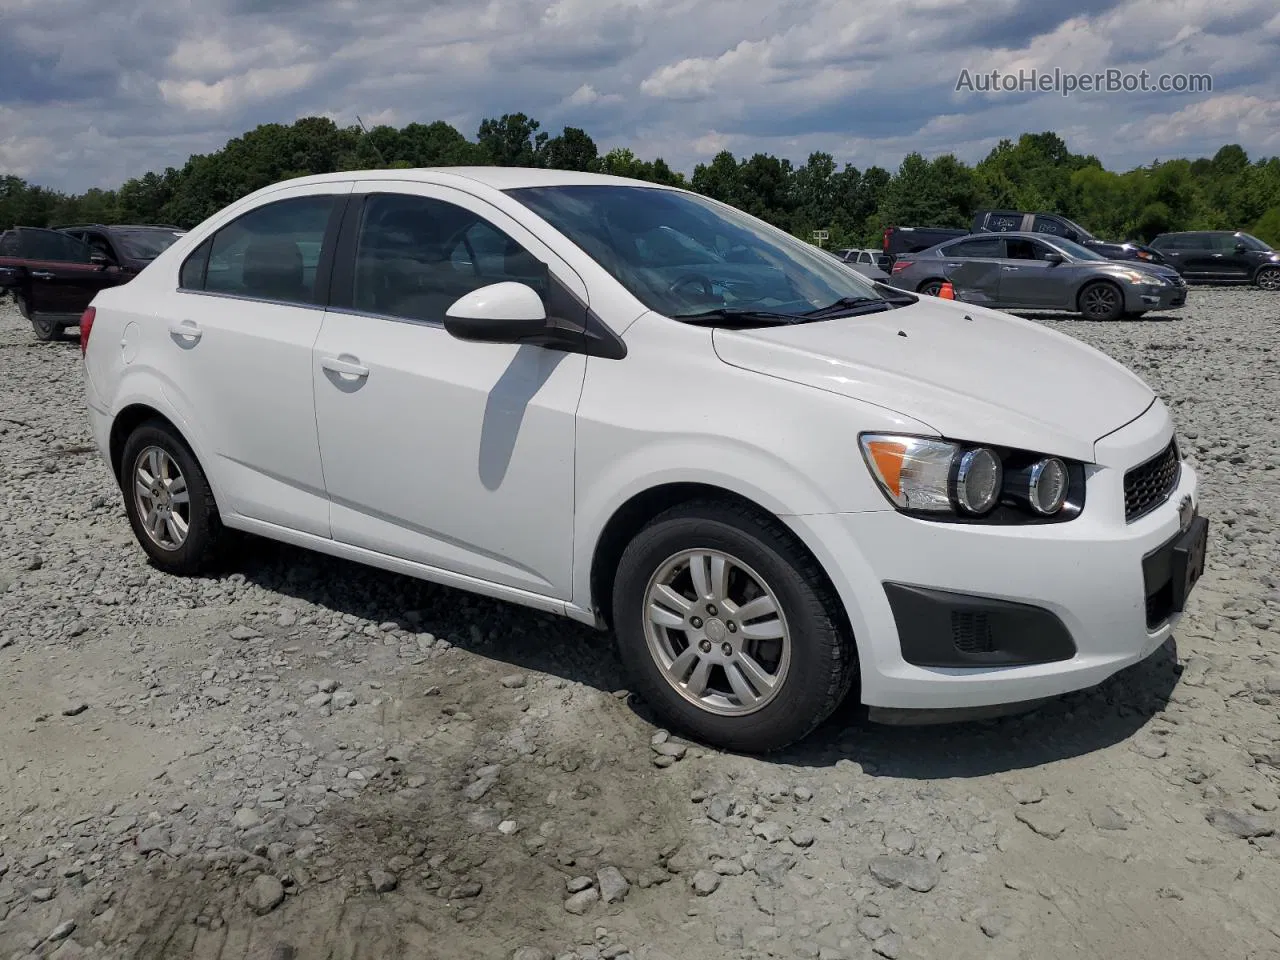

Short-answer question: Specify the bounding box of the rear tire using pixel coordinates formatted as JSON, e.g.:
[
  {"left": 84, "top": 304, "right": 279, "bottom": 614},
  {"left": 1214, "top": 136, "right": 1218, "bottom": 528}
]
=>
[
  {"left": 1077, "top": 281, "right": 1124, "bottom": 321},
  {"left": 119, "top": 419, "right": 228, "bottom": 576},
  {"left": 1256, "top": 266, "right": 1280, "bottom": 291},
  {"left": 30, "top": 316, "right": 63, "bottom": 341},
  {"left": 611, "top": 500, "right": 857, "bottom": 753}
]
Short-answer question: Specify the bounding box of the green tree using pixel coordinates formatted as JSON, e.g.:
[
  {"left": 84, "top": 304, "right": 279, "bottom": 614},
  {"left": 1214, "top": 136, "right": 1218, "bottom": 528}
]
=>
[
  {"left": 477, "top": 113, "right": 547, "bottom": 166},
  {"left": 542, "top": 127, "right": 599, "bottom": 171}
]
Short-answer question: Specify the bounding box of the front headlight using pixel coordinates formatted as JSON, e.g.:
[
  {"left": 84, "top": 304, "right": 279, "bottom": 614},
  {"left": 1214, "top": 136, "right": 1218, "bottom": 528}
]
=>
[
  {"left": 859, "top": 434, "right": 1085, "bottom": 523},
  {"left": 1116, "top": 269, "right": 1150, "bottom": 283}
]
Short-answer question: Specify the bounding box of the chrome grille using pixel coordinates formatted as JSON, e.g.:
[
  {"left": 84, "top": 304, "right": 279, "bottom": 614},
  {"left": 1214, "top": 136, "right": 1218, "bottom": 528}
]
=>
[{"left": 1124, "top": 440, "right": 1180, "bottom": 523}]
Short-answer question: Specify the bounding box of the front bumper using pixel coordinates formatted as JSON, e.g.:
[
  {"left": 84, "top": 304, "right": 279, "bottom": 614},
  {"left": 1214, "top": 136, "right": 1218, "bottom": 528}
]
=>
[
  {"left": 1127, "top": 282, "right": 1186, "bottom": 311},
  {"left": 786, "top": 406, "right": 1202, "bottom": 710}
]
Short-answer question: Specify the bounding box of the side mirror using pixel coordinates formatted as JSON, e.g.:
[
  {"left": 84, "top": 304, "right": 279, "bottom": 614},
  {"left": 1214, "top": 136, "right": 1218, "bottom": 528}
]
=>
[
  {"left": 444, "top": 282, "right": 549, "bottom": 344},
  {"left": 1042, "top": 252, "right": 1065, "bottom": 264},
  {"left": 90, "top": 252, "right": 109, "bottom": 266},
  {"left": 1234, "top": 242, "right": 1247, "bottom": 253}
]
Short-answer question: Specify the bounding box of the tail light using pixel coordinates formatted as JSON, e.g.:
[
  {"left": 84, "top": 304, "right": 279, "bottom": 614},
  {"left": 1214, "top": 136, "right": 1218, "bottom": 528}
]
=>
[
  {"left": 79, "top": 306, "right": 95, "bottom": 356},
  {"left": 891, "top": 259, "right": 912, "bottom": 274}
]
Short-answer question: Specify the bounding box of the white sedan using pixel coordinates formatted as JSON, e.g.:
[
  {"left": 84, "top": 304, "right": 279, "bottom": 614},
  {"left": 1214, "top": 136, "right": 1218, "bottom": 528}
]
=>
[{"left": 78, "top": 168, "right": 1208, "bottom": 752}]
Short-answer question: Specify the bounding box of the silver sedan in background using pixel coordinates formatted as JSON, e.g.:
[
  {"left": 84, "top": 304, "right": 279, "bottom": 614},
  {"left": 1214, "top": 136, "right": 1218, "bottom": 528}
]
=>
[{"left": 887, "top": 231, "right": 1188, "bottom": 320}]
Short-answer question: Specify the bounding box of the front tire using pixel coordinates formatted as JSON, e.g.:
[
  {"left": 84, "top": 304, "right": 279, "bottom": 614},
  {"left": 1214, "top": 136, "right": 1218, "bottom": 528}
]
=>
[
  {"left": 917, "top": 279, "right": 945, "bottom": 297},
  {"left": 30, "top": 315, "right": 63, "bottom": 341},
  {"left": 611, "top": 500, "right": 857, "bottom": 753},
  {"left": 119, "top": 419, "right": 227, "bottom": 575},
  {"left": 1078, "top": 281, "right": 1124, "bottom": 321},
  {"left": 1256, "top": 266, "right": 1280, "bottom": 291}
]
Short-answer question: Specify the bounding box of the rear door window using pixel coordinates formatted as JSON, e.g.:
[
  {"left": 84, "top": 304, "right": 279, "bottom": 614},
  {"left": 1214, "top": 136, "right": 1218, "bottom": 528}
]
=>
[
  {"left": 16, "top": 228, "right": 95, "bottom": 263},
  {"left": 941, "top": 238, "right": 1004, "bottom": 258},
  {"left": 183, "top": 195, "right": 336, "bottom": 305}
]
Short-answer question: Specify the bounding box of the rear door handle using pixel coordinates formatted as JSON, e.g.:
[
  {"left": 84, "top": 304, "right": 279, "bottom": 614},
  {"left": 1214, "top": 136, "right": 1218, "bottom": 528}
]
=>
[
  {"left": 1002, "top": 266, "right": 1019, "bottom": 271},
  {"left": 30, "top": 270, "right": 55, "bottom": 279},
  {"left": 321, "top": 355, "right": 369, "bottom": 379},
  {"left": 168, "top": 320, "right": 202, "bottom": 343}
]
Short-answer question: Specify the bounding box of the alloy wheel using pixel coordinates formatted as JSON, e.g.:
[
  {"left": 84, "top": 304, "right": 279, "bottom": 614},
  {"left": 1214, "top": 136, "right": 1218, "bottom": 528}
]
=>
[
  {"left": 133, "top": 446, "right": 191, "bottom": 551},
  {"left": 642, "top": 549, "right": 791, "bottom": 717},
  {"left": 1081, "top": 284, "right": 1119, "bottom": 319},
  {"left": 1258, "top": 268, "right": 1280, "bottom": 291}
]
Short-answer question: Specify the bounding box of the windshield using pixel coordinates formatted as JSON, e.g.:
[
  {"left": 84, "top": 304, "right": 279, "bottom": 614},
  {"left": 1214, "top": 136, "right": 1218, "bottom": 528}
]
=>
[
  {"left": 115, "top": 228, "right": 185, "bottom": 260},
  {"left": 1061, "top": 218, "right": 1095, "bottom": 240},
  {"left": 1048, "top": 237, "right": 1108, "bottom": 261},
  {"left": 506, "top": 184, "right": 885, "bottom": 319},
  {"left": 1238, "top": 233, "right": 1273, "bottom": 251}
]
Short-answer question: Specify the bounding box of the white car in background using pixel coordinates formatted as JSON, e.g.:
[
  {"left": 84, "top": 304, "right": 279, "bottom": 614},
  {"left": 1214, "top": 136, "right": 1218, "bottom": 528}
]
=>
[{"left": 79, "top": 168, "right": 1208, "bottom": 752}]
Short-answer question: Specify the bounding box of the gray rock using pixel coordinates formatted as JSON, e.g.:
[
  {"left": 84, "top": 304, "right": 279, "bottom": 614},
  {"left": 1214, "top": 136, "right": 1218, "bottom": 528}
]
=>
[
  {"left": 1015, "top": 807, "right": 1066, "bottom": 840},
  {"left": 512, "top": 950, "right": 552, "bottom": 960},
  {"left": 597, "top": 866, "right": 630, "bottom": 904},
  {"left": 233, "top": 808, "right": 262, "bottom": 830},
  {"left": 981, "top": 914, "right": 1014, "bottom": 938},
  {"left": 1007, "top": 783, "right": 1044, "bottom": 804},
  {"left": 318, "top": 678, "right": 339, "bottom": 693},
  {"left": 1089, "top": 806, "right": 1129, "bottom": 831},
  {"left": 205, "top": 687, "right": 232, "bottom": 705},
  {"left": 1206, "top": 807, "right": 1274, "bottom": 839},
  {"left": 369, "top": 869, "right": 398, "bottom": 893},
  {"left": 31, "top": 887, "right": 56, "bottom": 902},
  {"left": 858, "top": 918, "right": 889, "bottom": 941},
  {"left": 565, "top": 888, "right": 600, "bottom": 915},
  {"left": 868, "top": 856, "right": 940, "bottom": 893},
  {"left": 46, "top": 920, "right": 76, "bottom": 941},
  {"left": 790, "top": 830, "right": 815, "bottom": 848},
  {"left": 331, "top": 691, "right": 356, "bottom": 710},
  {"left": 229, "top": 624, "right": 260, "bottom": 640},
  {"left": 61, "top": 702, "right": 89, "bottom": 717},
  {"left": 500, "top": 674, "right": 528, "bottom": 689},
  {"left": 690, "top": 870, "right": 721, "bottom": 896},
  {"left": 872, "top": 933, "right": 902, "bottom": 959},
  {"left": 567, "top": 875, "right": 593, "bottom": 893},
  {"left": 246, "top": 875, "right": 285, "bottom": 915},
  {"left": 304, "top": 692, "right": 332, "bottom": 709},
  {"left": 136, "top": 825, "right": 170, "bottom": 854},
  {"left": 753, "top": 821, "right": 789, "bottom": 843}
]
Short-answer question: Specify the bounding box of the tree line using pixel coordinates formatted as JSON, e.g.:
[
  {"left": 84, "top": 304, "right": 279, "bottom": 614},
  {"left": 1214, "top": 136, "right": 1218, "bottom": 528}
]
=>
[{"left": 2, "top": 115, "right": 1278, "bottom": 249}]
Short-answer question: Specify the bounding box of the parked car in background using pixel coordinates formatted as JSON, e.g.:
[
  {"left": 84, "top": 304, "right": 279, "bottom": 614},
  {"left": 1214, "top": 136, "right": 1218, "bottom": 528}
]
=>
[
  {"left": 0, "top": 224, "right": 185, "bottom": 340},
  {"left": 82, "top": 167, "right": 1206, "bottom": 752},
  {"left": 822, "top": 248, "right": 891, "bottom": 281},
  {"left": 833, "top": 248, "right": 893, "bottom": 272},
  {"left": 57, "top": 223, "right": 186, "bottom": 271},
  {"left": 881, "top": 226, "right": 967, "bottom": 261},
  {"left": 1147, "top": 231, "right": 1280, "bottom": 289},
  {"left": 888, "top": 231, "right": 1187, "bottom": 320},
  {"left": 972, "top": 210, "right": 1168, "bottom": 267}
]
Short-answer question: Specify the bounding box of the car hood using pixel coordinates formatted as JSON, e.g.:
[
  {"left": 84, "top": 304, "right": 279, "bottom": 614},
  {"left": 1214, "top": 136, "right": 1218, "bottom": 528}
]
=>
[{"left": 711, "top": 297, "right": 1154, "bottom": 463}]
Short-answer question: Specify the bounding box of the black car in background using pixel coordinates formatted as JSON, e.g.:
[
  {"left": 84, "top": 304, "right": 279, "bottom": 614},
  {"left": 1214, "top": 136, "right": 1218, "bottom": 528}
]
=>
[
  {"left": 0, "top": 224, "right": 185, "bottom": 340},
  {"left": 1148, "top": 231, "right": 1280, "bottom": 289},
  {"left": 881, "top": 225, "right": 968, "bottom": 260},
  {"left": 972, "top": 210, "right": 1168, "bottom": 267}
]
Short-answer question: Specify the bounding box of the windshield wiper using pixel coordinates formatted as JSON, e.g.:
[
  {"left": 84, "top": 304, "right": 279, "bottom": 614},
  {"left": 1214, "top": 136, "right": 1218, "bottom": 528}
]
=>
[
  {"left": 798, "top": 296, "right": 896, "bottom": 319},
  {"left": 671, "top": 308, "right": 799, "bottom": 328}
]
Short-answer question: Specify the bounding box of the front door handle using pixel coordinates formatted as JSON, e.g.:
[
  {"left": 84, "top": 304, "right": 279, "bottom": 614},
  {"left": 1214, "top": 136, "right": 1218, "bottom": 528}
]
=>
[
  {"left": 1002, "top": 266, "right": 1019, "bottom": 271},
  {"left": 30, "top": 270, "right": 55, "bottom": 279},
  {"left": 168, "top": 320, "right": 202, "bottom": 343},
  {"left": 321, "top": 355, "right": 369, "bottom": 379}
]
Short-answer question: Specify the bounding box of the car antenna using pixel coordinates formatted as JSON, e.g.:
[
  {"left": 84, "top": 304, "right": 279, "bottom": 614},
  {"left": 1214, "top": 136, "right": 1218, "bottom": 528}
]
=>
[{"left": 355, "top": 115, "right": 389, "bottom": 168}]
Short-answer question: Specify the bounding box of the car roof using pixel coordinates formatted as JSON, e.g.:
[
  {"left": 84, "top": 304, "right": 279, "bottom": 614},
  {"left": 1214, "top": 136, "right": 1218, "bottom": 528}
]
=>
[
  {"left": 262, "top": 167, "right": 680, "bottom": 193},
  {"left": 56, "top": 223, "right": 185, "bottom": 232},
  {"left": 1153, "top": 230, "right": 1237, "bottom": 236}
]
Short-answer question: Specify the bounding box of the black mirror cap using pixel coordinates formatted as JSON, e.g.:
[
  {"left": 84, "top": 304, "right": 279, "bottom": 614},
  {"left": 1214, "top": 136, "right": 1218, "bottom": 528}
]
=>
[
  {"left": 443, "top": 312, "right": 548, "bottom": 345},
  {"left": 1043, "top": 252, "right": 1065, "bottom": 264}
]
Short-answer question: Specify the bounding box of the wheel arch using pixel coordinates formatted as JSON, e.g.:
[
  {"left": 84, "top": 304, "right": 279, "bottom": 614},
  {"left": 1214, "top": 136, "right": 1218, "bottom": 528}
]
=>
[
  {"left": 109, "top": 403, "right": 197, "bottom": 484},
  {"left": 586, "top": 482, "right": 856, "bottom": 650}
]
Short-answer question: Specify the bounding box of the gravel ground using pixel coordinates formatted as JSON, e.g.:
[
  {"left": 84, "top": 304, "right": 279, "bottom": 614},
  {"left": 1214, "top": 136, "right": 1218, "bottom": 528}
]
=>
[{"left": 1, "top": 287, "right": 1279, "bottom": 960}]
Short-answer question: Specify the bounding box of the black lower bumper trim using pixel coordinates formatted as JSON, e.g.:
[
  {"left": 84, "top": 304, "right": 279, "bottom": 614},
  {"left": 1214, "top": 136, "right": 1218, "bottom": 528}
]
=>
[
  {"left": 883, "top": 582, "right": 1078, "bottom": 668},
  {"left": 1142, "top": 514, "right": 1209, "bottom": 628}
]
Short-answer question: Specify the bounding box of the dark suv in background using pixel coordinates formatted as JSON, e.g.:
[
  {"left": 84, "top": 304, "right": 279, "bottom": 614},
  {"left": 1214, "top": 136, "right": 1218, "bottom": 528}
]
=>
[
  {"left": 0, "top": 223, "right": 184, "bottom": 340},
  {"left": 972, "top": 210, "right": 1168, "bottom": 267},
  {"left": 1147, "top": 231, "right": 1280, "bottom": 288}
]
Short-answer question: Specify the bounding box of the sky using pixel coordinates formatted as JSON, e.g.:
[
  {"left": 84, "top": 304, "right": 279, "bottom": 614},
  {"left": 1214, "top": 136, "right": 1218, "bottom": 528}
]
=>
[{"left": 2, "top": 0, "right": 1279, "bottom": 193}]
